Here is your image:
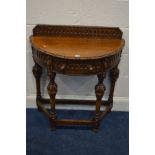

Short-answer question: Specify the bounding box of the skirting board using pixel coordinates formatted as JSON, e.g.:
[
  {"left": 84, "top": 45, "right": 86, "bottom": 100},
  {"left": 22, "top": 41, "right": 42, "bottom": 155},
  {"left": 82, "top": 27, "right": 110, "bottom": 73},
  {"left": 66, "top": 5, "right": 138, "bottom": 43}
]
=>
[{"left": 26, "top": 95, "right": 129, "bottom": 111}]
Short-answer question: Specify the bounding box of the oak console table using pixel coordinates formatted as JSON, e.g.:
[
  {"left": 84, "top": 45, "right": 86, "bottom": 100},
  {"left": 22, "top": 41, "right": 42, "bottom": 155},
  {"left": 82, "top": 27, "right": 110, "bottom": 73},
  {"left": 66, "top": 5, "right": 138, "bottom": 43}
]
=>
[{"left": 30, "top": 25, "right": 125, "bottom": 131}]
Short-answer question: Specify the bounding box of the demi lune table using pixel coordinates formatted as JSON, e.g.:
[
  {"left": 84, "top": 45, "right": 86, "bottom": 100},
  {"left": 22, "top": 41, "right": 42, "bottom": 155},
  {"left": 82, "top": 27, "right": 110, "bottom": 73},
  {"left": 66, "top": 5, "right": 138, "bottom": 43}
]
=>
[{"left": 30, "top": 25, "right": 125, "bottom": 131}]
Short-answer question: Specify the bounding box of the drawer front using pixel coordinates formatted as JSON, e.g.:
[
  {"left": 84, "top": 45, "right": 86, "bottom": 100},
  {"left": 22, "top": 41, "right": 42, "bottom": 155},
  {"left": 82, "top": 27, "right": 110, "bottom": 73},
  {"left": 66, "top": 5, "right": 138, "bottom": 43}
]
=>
[{"left": 32, "top": 47, "right": 121, "bottom": 75}]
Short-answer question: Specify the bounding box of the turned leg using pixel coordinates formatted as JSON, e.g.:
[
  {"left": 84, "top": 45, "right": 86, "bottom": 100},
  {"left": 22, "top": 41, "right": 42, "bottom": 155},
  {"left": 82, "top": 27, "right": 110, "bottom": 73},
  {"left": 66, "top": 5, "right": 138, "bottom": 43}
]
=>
[
  {"left": 32, "top": 62, "right": 42, "bottom": 111},
  {"left": 108, "top": 66, "right": 119, "bottom": 112},
  {"left": 47, "top": 71, "right": 57, "bottom": 130},
  {"left": 93, "top": 73, "right": 106, "bottom": 132}
]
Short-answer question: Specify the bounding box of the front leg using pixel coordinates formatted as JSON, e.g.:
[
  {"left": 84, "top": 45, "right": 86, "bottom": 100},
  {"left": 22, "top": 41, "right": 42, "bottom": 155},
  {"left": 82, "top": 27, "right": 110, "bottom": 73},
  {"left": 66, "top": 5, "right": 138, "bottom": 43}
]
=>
[
  {"left": 47, "top": 69, "right": 57, "bottom": 131},
  {"left": 93, "top": 73, "right": 106, "bottom": 132}
]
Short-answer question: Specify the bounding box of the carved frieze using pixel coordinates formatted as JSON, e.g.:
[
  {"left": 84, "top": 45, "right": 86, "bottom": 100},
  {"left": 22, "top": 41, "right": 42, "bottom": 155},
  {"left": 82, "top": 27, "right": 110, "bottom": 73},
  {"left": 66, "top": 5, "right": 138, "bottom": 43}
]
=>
[
  {"left": 33, "top": 25, "right": 123, "bottom": 39},
  {"left": 32, "top": 48, "right": 121, "bottom": 75}
]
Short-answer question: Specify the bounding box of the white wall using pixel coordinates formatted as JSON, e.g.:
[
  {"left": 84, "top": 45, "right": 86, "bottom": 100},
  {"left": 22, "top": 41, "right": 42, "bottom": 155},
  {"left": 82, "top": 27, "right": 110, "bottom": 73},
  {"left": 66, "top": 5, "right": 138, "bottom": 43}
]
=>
[{"left": 26, "top": 0, "right": 129, "bottom": 111}]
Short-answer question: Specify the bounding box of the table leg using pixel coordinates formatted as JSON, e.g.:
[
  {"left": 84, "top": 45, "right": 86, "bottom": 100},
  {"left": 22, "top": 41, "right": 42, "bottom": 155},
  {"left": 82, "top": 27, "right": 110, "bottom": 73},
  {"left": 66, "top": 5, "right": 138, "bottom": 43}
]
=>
[
  {"left": 32, "top": 62, "right": 42, "bottom": 111},
  {"left": 108, "top": 66, "right": 119, "bottom": 112},
  {"left": 93, "top": 73, "right": 106, "bottom": 132},
  {"left": 47, "top": 71, "right": 57, "bottom": 130}
]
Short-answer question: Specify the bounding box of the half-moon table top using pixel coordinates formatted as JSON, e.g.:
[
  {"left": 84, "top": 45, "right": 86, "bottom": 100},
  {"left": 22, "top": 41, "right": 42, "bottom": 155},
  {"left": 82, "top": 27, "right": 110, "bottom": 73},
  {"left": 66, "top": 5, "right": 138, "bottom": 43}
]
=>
[{"left": 30, "top": 36, "right": 125, "bottom": 60}]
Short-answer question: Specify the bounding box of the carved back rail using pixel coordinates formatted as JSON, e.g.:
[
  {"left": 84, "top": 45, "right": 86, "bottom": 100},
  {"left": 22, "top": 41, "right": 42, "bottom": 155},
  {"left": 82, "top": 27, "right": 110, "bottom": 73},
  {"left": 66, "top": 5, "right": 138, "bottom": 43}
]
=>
[{"left": 33, "top": 25, "right": 123, "bottom": 39}]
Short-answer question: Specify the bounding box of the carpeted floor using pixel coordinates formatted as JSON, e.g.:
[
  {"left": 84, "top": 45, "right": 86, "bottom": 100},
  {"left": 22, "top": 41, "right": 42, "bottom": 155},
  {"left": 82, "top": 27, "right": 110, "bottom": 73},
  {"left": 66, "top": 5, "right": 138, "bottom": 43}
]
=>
[{"left": 26, "top": 108, "right": 129, "bottom": 155}]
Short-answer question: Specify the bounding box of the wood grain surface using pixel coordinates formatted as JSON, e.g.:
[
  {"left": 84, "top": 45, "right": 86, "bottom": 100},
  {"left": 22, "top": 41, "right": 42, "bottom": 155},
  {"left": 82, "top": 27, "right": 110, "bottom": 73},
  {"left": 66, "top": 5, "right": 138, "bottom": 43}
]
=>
[{"left": 31, "top": 36, "right": 125, "bottom": 60}]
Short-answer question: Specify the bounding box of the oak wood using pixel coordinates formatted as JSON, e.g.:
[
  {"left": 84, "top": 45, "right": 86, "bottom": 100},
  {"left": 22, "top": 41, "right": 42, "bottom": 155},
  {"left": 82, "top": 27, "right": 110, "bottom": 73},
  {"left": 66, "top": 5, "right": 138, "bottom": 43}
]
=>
[
  {"left": 40, "top": 98, "right": 110, "bottom": 106},
  {"left": 108, "top": 66, "right": 120, "bottom": 112},
  {"left": 56, "top": 119, "right": 95, "bottom": 126},
  {"left": 94, "top": 73, "right": 106, "bottom": 130},
  {"left": 31, "top": 36, "right": 124, "bottom": 60},
  {"left": 99, "top": 106, "right": 111, "bottom": 121},
  {"left": 37, "top": 100, "right": 51, "bottom": 118},
  {"left": 33, "top": 25, "right": 123, "bottom": 39},
  {"left": 47, "top": 72, "right": 57, "bottom": 130},
  {"left": 32, "top": 62, "right": 42, "bottom": 111},
  {"left": 31, "top": 25, "right": 125, "bottom": 131}
]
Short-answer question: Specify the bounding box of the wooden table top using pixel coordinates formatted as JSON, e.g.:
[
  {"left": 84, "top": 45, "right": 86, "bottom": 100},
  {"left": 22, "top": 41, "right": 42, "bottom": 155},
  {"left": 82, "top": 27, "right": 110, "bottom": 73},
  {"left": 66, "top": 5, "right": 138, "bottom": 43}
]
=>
[{"left": 30, "top": 36, "right": 125, "bottom": 60}]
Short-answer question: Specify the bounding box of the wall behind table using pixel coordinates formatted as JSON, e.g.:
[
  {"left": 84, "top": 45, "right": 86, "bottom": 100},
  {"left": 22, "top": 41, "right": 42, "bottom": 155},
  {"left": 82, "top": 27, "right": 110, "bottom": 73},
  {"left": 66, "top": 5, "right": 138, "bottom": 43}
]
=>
[{"left": 26, "top": 0, "right": 129, "bottom": 111}]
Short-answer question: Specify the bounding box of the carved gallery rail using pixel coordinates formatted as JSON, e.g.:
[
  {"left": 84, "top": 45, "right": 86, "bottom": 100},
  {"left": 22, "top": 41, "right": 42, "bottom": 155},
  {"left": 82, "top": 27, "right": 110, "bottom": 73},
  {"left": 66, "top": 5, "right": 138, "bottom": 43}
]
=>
[{"left": 30, "top": 25, "right": 125, "bottom": 132}]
